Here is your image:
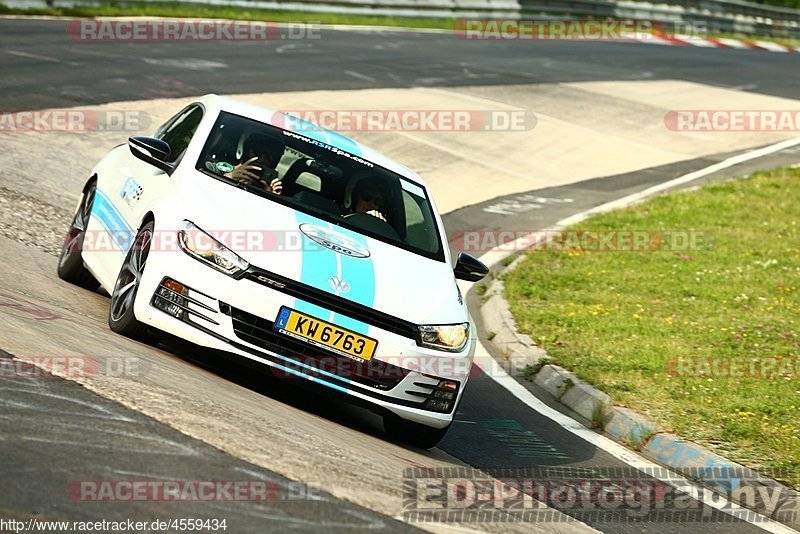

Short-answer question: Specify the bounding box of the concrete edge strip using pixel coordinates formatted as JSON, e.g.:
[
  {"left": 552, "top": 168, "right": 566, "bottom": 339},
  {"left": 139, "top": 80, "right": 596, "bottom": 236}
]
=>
[{"left": 475, "top": 138, "right": 800, "bottom": 524}]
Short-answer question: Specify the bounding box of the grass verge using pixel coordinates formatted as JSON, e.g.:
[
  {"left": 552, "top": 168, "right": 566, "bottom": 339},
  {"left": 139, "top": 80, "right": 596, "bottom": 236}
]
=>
[{"left": 504, "top": 167, "right": 800, "bottom": 487}]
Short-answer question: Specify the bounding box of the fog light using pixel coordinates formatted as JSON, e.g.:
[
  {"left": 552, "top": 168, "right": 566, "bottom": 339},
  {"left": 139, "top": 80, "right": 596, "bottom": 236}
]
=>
[
  {"left": 163, "top": 279, "right": 185, "bottom": 293},
  {"left": 424, "top": 398, "right": 452, "bottom": 412},
  {"left": 422, "top": 379, "right": 460, "bottom": 413},
  {"left": 439, "top": 380, "right": 458, "bottom": 392},
  {"left": 154, "top": 278, "right": 186, "bottom": 319}
]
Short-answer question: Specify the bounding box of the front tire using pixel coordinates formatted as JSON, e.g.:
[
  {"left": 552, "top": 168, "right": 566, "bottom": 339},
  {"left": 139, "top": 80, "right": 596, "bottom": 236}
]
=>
[
  {"left": 108, "top": 221, "right": 158, "bottom": 343},
  {"left": 383, "top": 414, "right": 451, "bottom": 449},
  {"left": 57, "top": 181, "right": 99, "bottom": 290}
]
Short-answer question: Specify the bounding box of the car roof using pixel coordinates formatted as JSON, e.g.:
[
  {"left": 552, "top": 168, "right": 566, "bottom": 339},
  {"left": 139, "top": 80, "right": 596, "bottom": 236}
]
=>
[{"left": 195, "top": 94, "right": 426, "bottom": 187}]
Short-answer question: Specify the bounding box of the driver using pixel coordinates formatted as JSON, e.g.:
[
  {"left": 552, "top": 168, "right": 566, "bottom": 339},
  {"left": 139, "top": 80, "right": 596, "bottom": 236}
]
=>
[
  {"left": 223, "top": 134, "right": 285, "bottom": 194},
  {"left": 347, "top": 178, "right": 390, "bottom": 221}
]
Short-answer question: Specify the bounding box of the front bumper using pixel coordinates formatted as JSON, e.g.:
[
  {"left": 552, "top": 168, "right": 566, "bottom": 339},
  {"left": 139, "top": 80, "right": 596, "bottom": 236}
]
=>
[{"left": 134, "top": 250, "right": 474, "bottom": 428}]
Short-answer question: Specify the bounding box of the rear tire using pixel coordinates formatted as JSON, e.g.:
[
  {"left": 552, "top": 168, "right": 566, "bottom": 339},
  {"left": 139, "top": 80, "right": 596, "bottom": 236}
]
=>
[
  {"left": 383, "top": 414, "right": 451, "bottom": 449},
  {"left": 57, "top": 181, "right": 99, "bottom": 290},
  {"left": 108, "top": 221, "right": 159, "bottom": 344}
]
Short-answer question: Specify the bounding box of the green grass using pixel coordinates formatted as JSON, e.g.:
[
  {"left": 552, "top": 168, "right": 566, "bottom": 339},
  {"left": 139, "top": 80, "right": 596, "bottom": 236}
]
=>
[
  {"left": 504, "top": 167, "right": 800, "bottom": 487},
  {"left": 0, "top": 1, "right": 455, "bottom": 30}
]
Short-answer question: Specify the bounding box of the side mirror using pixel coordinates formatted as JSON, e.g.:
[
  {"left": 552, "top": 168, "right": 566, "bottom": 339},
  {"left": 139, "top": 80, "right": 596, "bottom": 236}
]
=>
[
  {"left": 453, "top": 252, "right": 489, "bottom": 282},
  {"left": 128, "top": 136, "right": 174, "bottom": 175}
]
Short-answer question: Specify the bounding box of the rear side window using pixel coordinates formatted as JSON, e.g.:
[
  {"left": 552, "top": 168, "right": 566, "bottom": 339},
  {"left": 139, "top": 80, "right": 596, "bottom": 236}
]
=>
[{"left": 158, "top": 106, "right": 204, "bottom": 163}]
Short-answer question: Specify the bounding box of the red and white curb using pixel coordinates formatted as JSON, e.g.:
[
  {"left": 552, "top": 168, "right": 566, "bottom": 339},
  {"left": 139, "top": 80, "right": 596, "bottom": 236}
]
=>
[{"left": 645, "top": 33, "right": 800, "bottom": 53}]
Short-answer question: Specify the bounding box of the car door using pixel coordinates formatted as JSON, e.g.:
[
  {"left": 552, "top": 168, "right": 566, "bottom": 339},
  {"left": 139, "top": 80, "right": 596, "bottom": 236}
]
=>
[{"left": 89, "top": 105, "right": 205, "bottom": 290}]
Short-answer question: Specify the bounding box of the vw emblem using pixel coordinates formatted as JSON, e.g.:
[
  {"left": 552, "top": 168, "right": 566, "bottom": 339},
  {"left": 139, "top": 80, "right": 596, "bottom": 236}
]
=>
[{"left": 328, "top": 277, "right": 350, "bottom": 294}]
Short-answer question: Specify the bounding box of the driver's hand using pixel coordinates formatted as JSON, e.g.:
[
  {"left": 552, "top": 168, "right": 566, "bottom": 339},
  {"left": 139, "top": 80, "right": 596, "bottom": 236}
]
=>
[
  {"left": 268, "top": 178, "right": 282, "bottom": 195},
  {"left": 253, "top": 177, "right": 283, "bottom": 194},
  {"left": 366, "top": 210, "right": 386, "bottom": 221},
  {"left": 225, "top": 156, "right": 262, "bottom": 185}
]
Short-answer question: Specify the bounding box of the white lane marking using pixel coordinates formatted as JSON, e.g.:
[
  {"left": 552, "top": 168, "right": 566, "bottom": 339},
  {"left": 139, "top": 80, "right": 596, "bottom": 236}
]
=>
[
  {"left": 466, "top": 138, "right": 800, "bottom": 532},
  {"left": 0, "top": 385, "right": 135, "bottom": 421},
  {"left": 6, "top": 49, "right": 80, "bottom": 66},
  {"left": 142, "top": 58, "right": 227, "bottom": 71},
  {"left": 557, "top": 136, "right": 800, "bottom": 228},
  {"left": 470, "top": 352, "right": 796, "bottom": 532},
  {"left": 275, "top": 43, "right": 300, "bottom": 54},
  {"left": 483, "top": 195, "right": 574, "bottom": 216},
  {"left": 19, "top": 433, "right": 197, "bottom": 456},
  {"left": 476, "top": 135, "right": 800, "bottom": 269},
  {"left": 344, "top": 70, "right": 376, "bottom": 82},
  {"left": 274, "top": 42, "right": 318, "bottom": 54},
  {"left": 460, "top": 66, "right": 499, "bottom": 80},
  {"left": 112, "top": 469, "right": 172, "bottom": 479}
]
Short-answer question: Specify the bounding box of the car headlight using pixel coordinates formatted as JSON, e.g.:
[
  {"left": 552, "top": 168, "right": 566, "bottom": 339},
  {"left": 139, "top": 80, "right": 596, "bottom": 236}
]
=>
[
  {"left": 178, "top": 220, "right": 249, "bottom": 277},
  {"left": 418, "top": 323, "right": 469, "bottom": 352}
]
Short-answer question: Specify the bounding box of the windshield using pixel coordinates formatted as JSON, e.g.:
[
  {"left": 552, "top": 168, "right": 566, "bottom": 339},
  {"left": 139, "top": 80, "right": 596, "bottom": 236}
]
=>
[{"left": 196, "top": 111, "right": 444, "bottom": 261}]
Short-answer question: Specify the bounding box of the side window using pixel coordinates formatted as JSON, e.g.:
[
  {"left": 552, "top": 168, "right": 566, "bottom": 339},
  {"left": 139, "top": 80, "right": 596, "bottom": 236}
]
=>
[
  {"left": 157, "top": 106, "right": 204, "bottom": 163},
  {"left": 402, "top": 190, "right": 437, "bottom": 252}
]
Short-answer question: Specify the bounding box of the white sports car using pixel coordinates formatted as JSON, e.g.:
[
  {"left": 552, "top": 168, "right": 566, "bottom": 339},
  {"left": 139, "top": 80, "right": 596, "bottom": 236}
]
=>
[{"left": 58, "top": 95, "right": 488, "bottom": 448}]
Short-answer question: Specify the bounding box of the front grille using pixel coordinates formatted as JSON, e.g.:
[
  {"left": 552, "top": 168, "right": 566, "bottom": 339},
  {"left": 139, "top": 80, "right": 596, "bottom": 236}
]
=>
[
  {"left": 244, "top": 267, "right": 420, "bottom": 342},
  {"left": 228, "top": 306, "right": 410, "bottom": 391}
]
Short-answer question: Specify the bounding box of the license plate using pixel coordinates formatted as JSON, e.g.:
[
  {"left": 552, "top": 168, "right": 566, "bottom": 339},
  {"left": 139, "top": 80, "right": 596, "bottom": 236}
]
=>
[{"left": 274, "top": 306, "right": 377, "bottom": 361}]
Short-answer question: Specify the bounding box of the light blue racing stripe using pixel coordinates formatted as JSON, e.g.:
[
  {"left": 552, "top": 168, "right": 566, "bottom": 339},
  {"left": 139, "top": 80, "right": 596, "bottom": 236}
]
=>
[
  {"left": 293, "top": 212, "right": 375, "bottom": 335},
  {"left": 334, "top": 231, "right": 375, "bottom": 335},
  {"left": 293, "top": 211, "right": 339, "bottom": 320},
  {"left": 260, "top": 329, "right": 354, "bottom": 389},
  {"left": 92, "top": 188, "right": 134, "bottom": 254},
  {"left": 273, "top": 359, "right": 349, "bottom": 393}
]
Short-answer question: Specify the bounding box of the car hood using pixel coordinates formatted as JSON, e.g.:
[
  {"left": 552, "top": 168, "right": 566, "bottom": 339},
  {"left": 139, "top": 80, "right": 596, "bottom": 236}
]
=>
[{"left": 177, "top": 175, "right": 465, "bottom": 325}]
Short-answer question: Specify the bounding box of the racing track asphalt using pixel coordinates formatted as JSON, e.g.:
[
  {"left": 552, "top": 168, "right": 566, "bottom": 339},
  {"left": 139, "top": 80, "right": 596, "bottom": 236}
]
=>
[
  {"left": 1, "top": 18, "right": 799, "bottom": 533},
  {"left": 1, "top": 18, "right": 800, "bottom": 112},
  {"left": 0, "top": 347, "right": 419, "bottom": 533}
]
